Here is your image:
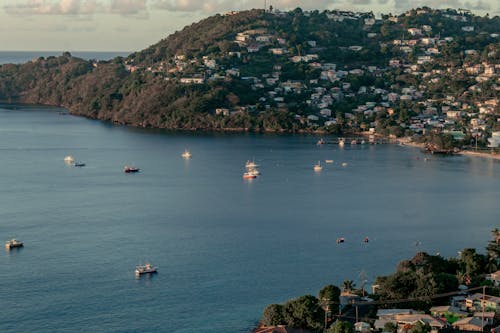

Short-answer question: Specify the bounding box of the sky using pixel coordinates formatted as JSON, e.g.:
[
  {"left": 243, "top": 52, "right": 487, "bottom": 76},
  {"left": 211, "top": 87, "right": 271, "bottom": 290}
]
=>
[{"left": 0, "top": 0, "right": 498, "bottom": 52}]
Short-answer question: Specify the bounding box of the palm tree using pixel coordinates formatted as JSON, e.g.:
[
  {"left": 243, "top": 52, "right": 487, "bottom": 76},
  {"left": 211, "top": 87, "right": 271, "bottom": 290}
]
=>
[{"left": 342, "top": 280, "right": 355, "bottom": 293}]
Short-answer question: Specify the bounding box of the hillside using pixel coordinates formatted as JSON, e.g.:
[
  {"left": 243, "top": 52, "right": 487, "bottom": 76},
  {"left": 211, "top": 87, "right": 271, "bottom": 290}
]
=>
[{"left": 0, "top": 7, "right": 499, "bottom": 141}]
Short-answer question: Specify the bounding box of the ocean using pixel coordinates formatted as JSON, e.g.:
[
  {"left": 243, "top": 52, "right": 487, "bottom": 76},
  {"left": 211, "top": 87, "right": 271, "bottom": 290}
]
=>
[
  {"left": 0, "top": 51, "right": 130, "bottom": 65},
  {"left": 0, "top": 105, "right": 498, "bottom": 332}
]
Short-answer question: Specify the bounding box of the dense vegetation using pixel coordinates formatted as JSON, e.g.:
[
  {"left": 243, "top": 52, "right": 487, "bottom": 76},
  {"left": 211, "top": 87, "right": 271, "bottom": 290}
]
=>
[{"left": 0, "top": 8, "right": 498, "bottom": 137}]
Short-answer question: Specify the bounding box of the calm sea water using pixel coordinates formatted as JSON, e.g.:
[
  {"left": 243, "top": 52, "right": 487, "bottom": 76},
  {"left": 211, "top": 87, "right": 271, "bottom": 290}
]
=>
[
  {"left": 0, "top": 51, "right": 130, "bottom": 64},
  {"left": 0, "top": 105, "right": 498, "bottom": 333}
]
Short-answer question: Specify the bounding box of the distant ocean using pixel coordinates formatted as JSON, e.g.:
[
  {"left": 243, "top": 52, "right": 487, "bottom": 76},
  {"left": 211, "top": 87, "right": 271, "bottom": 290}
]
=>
[{"left": 0, "top": 51, "right": 131, "bottom": 65}]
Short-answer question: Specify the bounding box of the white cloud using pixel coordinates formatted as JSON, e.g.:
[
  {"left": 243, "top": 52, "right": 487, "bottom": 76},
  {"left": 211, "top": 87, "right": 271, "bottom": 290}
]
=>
[
  {"left": 4, "top": 0, "right": 102, "bottom": 15},
  {"left": 3, "top": 0, "right": 147, "bottom": 16}
]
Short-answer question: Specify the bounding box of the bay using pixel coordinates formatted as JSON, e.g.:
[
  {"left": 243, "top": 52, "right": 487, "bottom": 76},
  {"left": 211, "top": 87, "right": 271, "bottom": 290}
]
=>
[{"left": 0, "top": 105, "right": 498, "bottom": 333}]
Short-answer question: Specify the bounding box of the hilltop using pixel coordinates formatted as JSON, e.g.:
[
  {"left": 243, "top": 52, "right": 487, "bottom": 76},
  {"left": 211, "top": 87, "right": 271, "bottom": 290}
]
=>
[{"left": 0, "top": 7, "right": 499, "bottom": 147}]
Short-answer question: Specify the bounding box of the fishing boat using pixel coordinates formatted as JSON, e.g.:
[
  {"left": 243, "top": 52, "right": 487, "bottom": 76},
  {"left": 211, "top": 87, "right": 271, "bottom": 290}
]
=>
[
  {"left": 123, "top": 166, "right": 140, "bottom": 173},
  {"left": 181, "top": 149, "right": 192, "bottom": 159},
  {"left": 135, "top": 263, "right": 157, "bottom": 275},
  {"left": 313, "top": 161, "right": 323, "bottom": 172},
  {"left": 5, "top": 239, "right": 23, "bottom": 250}
]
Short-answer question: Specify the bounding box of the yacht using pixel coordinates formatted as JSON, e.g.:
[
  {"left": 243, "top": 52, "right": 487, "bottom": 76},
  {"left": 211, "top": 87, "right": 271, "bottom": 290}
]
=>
[
  {"left": 135, "top": 263, "right": 157, "bottom": 275},
  {"left": 5, "top": 239, "right": 23, "bottom": 250},
  {"left": 181, "top": 149, "right": 192, "bottom": 159},
  {"left": 313, "top": 161, "right": 323, "bottom": 172},
  {"left": 123, "top": 166, "right": 140, "bottom": 173}
]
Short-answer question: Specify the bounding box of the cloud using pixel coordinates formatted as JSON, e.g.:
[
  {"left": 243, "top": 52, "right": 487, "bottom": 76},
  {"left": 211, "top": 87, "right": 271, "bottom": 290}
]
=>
[
  {"left": 4, "top": 0, "right": 102, "bottom": 15},
  {"left": 3, "top": 0, "right": 147, "bottom": 16},
  {"left": 109, "top": 0, "right": 148, "bottom": 15}
]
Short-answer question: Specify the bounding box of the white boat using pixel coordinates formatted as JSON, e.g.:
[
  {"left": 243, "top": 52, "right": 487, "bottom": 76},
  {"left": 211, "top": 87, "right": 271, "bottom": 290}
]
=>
[
  {"left": 5, "top": 239, "right": 23, "bottom": 250},
  {"left": 64, "top": 156, "right": 74, "bottom": 164},
  {"left": 135, "top": 263, "right": 157, "bottom": 275},
  {"left": 313, "top": 161, "right": 323, "bottom": 172},
  {"left": 341, "top": 162, "right": 348, "bottom": 167},
  {"left": 351, "top": 139, "right": 357, "bottom": 145},
  {"left": 325, "top": 160, "right": 334, "bottom": 164},
  {"left": 338, "top": 138, "right": 345, "bottom": 147},
  {"left": 181, "top": 149, "right": 192, "bottom": 159},
  {"left": 316, "top": 138, "right": 325, "bottom": 145}
]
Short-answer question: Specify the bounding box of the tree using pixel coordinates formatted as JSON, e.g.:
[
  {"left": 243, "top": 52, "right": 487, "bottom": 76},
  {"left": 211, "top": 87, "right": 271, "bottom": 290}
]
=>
[
  {"left": 262, "top": 304, "right": 285, "bottom": 326},
  {"left": 384, "top": 322, "right": 398, "bottom": 333},
  {"left": 342, "top": 280, "right": 355, "bottom": 292},
  {"left": 327, "top": 320, "right": 354, "bottom": 333},
  {"left": 409, "top": 321, "right": 431, "bottom": 333},
  {"left": 283, "top": 295, "right": 324, "bottom": 332},
  {"left": 318, "top": 285, "right": 341, "bottom": 304}
]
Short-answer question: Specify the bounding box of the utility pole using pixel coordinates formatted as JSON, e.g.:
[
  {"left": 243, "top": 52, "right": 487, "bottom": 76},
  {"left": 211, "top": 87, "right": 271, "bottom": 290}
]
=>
[{"left": 481, "top": 286, "right": 485, "bottom": 330}]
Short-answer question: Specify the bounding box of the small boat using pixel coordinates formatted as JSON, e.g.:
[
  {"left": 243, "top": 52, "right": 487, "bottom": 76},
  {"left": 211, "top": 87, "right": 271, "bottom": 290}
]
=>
[
  {"left": 123, "top": 166, "right": 140, "bottom": 173},
  {"left": 341, "top": 162, "right": 348, "bottom": 167},
  {"left": 351, "top": 139, "right": 357, "bottom": 145},
  {"left": 361, "top": 140, "right": 366, "bottom": 144},
  {"left": 313, "top": 161, "right": 323, "bottom": 172},
  {"left": 135, "top": 263, "right": 157, "bottom": 275},
  {"left": 336, "top": 237, "right": 345, "bottom": 244},
  {"left": 325, "top": 160, "right": 334, "bottom": 164},
  {"left": 181, "top": 149, "right": 192, "bottom": 159},
  {"left": 338, "top": 138, "right": 345, "bottom": 147},
  {"left": 74, "top": 162, "right": 86, "bottom": 167},
  {"left": 364, "top": 237, "right": 369, "bottom": 243},
  {"left": 317, "top": 138, "right": 325, "bottom": 145},
  {"left": 243, "top": 172, "right": 257, "bottom": 179},
  {"left": 5, "top": 239, "right": 23, "bottom": 250},
  {"left": 64, "top": 156, "right": 74, "bottom": 164}
]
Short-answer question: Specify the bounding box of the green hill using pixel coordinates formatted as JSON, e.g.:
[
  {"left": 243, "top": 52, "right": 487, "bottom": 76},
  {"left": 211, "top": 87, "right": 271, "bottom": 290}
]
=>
[{"left": 0, "top": 8, "right": 498, "bottom": 134}]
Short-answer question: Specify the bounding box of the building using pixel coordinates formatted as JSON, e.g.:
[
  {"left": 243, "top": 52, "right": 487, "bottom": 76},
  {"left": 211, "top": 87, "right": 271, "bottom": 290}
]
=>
[{"left": 488, "top": 132, "right": 500, "bottom": 148}]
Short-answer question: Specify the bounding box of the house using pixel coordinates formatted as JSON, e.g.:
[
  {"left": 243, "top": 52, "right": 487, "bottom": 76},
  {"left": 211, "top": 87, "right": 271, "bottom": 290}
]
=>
[
  {"left": 180, "top": 77, "right": 205, "bottom": 84},
  {"left": 215, "top": 108, "right": 230, "bottom": 116},
  {"left": 355, "top": 322, "right": 371, "bottom": 333},
  {"left": 408, "top": 28, "right": 422, "bottom": 36},
  {"left": 453, "top": 317, "right": 485, "bottom": 331},
  {"left": 430, "top": 305, "right": 468, "bottom": 323},
  {"left": 466, "top": 293, "right": 500, "bottom": 312},
  {"left": 488, "top": 132, "right": 500, "bottom": 148}
]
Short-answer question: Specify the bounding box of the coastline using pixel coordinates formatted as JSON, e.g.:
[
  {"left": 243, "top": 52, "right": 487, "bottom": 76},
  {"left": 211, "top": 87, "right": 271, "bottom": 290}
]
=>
[{"left": 397, "top": 139, "right": 500, "bottom": 160}]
